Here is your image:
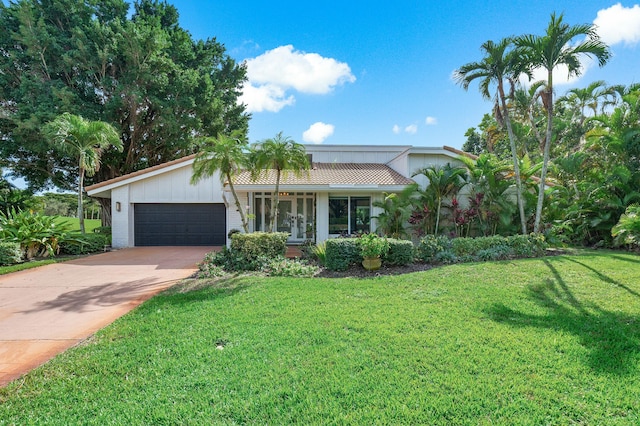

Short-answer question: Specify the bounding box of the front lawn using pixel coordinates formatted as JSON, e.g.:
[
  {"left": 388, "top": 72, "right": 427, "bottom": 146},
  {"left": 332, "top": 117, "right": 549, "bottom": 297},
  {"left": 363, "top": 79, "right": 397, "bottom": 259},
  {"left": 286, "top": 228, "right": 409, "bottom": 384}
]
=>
[
  {"left": 1, "top": 251, "right": 639, "bottom": 424},
  {"left": 54, "top": 216, "right": 102, "bottom": 233}
]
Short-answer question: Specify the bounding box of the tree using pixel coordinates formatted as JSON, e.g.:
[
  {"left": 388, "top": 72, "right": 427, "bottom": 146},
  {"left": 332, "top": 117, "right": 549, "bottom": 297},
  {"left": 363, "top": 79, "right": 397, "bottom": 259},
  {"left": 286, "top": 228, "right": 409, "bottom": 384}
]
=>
[
  {"left": 455, "top": 38, "right": 530, "bottom": 234},
  {"left": 412, "top": 164, "right": 467, "bottom": 235},
  {"left": 44, "top": 113, "right": 122, "bottom": 233},
  {"left": 515, "top": 13, "right": 610, "bottom": 233},
  {"left": 250, "top": 133, "right": 310, "bottom": 232},
  {"left": 0, "top": 0, "right": 248, "bottom": 198},
  {"left": 191, "top": 131, "right": 250, "bottom": 233}
]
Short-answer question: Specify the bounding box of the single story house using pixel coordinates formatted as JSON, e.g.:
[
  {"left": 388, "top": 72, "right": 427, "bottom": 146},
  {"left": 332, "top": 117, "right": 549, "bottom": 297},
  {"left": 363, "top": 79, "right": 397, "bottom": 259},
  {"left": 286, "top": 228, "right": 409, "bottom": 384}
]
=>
[{"left": 86, "top": 145, "right": 471, "bottom": 248}]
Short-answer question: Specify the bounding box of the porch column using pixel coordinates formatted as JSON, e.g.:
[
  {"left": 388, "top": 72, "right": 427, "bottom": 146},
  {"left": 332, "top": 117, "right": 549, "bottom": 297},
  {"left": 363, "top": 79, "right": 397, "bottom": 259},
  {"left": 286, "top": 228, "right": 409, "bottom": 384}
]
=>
[{"left": 316, "top": 192, "right": 329, "bottom": 242}]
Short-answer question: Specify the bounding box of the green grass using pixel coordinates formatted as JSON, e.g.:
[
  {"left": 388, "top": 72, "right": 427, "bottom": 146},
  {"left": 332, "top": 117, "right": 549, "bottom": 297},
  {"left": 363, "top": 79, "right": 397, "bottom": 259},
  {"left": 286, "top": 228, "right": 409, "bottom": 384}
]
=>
[
  {"left": 0, "top": 258, "right": 72, "bottom": 275},
  {"left": 1, "top": 251, "right": 639, "bottom": 424},
  {"left": 54, "top": 216, "right": 102, "bottom": 233}
]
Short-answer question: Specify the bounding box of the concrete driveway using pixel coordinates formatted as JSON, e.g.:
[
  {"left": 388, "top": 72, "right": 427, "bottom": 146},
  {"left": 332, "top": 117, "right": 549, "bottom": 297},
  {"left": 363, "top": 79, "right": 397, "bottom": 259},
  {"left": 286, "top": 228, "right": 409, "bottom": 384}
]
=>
[{"left": 0, "top": 246, "right": 216, "bottom": 387}]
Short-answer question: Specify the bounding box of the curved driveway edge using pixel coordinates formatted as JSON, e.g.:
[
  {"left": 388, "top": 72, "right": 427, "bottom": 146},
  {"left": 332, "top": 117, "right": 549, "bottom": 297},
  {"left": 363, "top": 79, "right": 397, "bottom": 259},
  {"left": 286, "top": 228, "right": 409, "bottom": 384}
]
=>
[{"left": 0, "top": 246, "right": 216, "bottom": 387}]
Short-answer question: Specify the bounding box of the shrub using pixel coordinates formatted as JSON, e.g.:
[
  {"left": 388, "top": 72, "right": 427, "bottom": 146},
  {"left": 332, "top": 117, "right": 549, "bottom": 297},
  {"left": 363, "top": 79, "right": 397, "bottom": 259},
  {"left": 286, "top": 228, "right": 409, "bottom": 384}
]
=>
[
  {"left": 418, "top": 233, "right": 547, "bottom": 264},
  {"left": 325, "top": 238, "right": 361, "bottom": 271},
  {"left": 93, "top": 226, "right": 111, "bottom": 235},
  {"left": 612, "top": 204, "right": 640, "bottom": 248},
  {"left": 262, "top": 258, "right": 318, "bottom": 277},
  {"left": 230, "top": 232, "right": 288, "bottom": 261},
  {"left": 358, "top": 233, "right": 390, "bottom": 258},
  {"left": 197, "top": 259, "right": 226, "bottom": 278},
  {"left": 298, "top": 240, "right": 316, "bottom": 261},
  {"left": 476, "top": 245, "right": 512, "bottom": 261},
  {"left": 202, "top": 246, "right": 271, "bottom": 272},
  {"left": 60, "top": 233, "right": 111, "bottom": 255},
  {"left": 417, "top": 234, "right": 452, "bottom": 262},
  {"left": 383, "top": 239, "right": 414, "bottom": 265},
  {"left": 434, "top": 250, "right": 458, "bottom": 264},
  {"left": 0, "top": 241, "right": 22, "bottom": 265},
  {"left": 313, "top": 241, "right": 327, "bottom": 266},
  {"left": 0, "top": 209, "right": 69, "bottom": 259},
  {"left": 505, "top": 234, "right": 547, "bottom": 257}
]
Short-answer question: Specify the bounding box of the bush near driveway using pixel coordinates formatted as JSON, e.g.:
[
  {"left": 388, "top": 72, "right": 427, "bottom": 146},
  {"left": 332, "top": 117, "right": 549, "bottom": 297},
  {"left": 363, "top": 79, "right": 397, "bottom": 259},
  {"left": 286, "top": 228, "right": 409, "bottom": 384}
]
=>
[{"left": 0, "top": 241, "right": 22, "bottom": 265}]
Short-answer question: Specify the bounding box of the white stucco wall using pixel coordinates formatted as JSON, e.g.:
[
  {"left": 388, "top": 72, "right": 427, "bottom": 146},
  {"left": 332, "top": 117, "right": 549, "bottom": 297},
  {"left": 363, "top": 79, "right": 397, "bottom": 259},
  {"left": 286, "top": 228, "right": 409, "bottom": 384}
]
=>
[
  {"left": 110, "top": 185, "right": 132, "bottom": 248},
  {"left": 408, "top": 154, "right": 466, "bottom": 189},
  {"left": 305, "top": 145, "right": 406, "bottom": 164},
  {"left": 129, "top": 166, "right": 222, "bottom": 203},
  {"left": 227, "top": 192, "right": 249, "bottom": 238}
]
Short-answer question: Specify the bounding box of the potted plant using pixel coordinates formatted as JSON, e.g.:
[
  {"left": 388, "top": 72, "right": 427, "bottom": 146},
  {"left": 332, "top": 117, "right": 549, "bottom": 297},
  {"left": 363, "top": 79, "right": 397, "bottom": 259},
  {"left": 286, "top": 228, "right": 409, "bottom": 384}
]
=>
[{"left": 359, "top": 233, "right": 390, "bottom": 271}]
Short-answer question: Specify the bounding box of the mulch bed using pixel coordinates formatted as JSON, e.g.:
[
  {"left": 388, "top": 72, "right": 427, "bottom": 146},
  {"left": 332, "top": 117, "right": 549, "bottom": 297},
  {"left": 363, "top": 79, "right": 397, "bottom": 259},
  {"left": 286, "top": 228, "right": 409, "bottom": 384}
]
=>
[{"left": 315, "top": 262, "right": 436, "bottom": 278}]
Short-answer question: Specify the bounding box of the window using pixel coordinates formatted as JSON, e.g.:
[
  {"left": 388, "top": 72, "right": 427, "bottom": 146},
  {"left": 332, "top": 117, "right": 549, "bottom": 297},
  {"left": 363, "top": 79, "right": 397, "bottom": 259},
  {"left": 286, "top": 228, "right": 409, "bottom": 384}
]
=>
[{"left": 329, "top": 196, "right": 370, "bottom": 235}]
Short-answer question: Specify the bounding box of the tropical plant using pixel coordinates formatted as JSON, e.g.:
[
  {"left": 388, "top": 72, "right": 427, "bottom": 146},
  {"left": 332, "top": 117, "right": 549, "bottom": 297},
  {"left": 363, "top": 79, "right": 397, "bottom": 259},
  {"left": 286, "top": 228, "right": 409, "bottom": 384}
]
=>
[
  {"left": 413, "top": 164, "right": 467, "bottom": 235},
  {"left": 454, "top": 37, "right": 529, "bottom": 234},
  {"left": 44, "top": 113, "right": 122, "bottom": 233},
  {"left": 373, "top": 186, "right": 416, "bottom": 239},
  {"left": 612, "top": 204, "right": 640, "bottom": 248},
  {"left": 250, "top": 133, "right": 310, "bottom": 231},
  {"left": 191, "top": 131, "right": 251, "bottom": 232},
  {"left": 358, "top": 233, "right": 390, "bottom": 259},
  {"left": 0, "top": 209, "right": 70, "bottom": 259},
  {"left": 460, "top": 154, "right": 521, "bottom": 236},
  {"left": 515, "top": 12, "right": 611, "bottom": 233}
]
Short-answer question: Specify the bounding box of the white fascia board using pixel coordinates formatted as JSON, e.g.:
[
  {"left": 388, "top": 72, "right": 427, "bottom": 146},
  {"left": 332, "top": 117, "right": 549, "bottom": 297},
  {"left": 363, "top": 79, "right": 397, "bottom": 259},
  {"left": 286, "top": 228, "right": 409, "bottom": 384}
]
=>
[
  {"left": 233, "top": 184, "right": 409, "bottom": 193},
  {"left": 304, "top": 144, "right": 412, "bottom": 153},
  {"left": 86, "top": 158, "right": 196, "bottom": 197}
]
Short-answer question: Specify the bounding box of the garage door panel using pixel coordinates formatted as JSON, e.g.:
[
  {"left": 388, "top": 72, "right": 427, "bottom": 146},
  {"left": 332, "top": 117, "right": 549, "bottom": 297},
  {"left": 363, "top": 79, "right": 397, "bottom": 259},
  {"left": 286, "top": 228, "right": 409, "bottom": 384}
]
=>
[{"left": 134, "top": 203, "right": 225, "bottom": 246}]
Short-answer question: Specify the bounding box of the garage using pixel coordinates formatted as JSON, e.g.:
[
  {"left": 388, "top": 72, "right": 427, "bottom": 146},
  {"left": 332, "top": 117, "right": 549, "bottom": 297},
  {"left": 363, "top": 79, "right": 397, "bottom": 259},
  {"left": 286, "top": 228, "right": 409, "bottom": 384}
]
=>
[{"left": 134, "top": 203, "right": 226, "bottom": 246}]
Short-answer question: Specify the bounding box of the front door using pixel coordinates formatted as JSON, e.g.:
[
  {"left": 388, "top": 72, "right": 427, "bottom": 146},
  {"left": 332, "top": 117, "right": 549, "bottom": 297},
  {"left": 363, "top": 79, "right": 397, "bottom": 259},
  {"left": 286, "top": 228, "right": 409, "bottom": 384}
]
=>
[{"left": 254, "top": 193, "right": 315, "bottom": 242}]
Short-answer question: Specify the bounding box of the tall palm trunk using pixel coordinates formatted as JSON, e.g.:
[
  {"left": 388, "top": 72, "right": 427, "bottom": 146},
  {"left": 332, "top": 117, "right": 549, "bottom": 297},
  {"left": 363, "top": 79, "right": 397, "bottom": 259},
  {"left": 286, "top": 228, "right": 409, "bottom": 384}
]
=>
[
  {"left": 78, "top": 163, "right": 86, "bottom": 234},
  {"left": 227, "top": 173, "right": 248, "bottom": 233},
  {"left": 434, "top": 196, "right": 442, "bottom": 235},
  {"left": 534, "top": 76, "right": 554, "bottom": 233},
  {"left": 269, "top": 169, "right": 281, "bottom": 232},
  {"left": 498, "top": 82, "right": 527, "bottom": 234}
]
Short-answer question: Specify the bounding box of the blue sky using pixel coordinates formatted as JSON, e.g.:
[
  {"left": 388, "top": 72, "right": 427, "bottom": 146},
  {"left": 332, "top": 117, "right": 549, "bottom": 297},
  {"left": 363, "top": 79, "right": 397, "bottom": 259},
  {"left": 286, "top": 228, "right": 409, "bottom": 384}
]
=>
[{"left": 164, "top": 0, "right": 640, "bottom": 149}]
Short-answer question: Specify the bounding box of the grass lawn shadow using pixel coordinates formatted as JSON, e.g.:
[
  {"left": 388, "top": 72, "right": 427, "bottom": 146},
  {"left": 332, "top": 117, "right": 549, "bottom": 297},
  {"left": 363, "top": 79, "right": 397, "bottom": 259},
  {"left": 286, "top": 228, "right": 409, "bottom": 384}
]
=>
[
  {"left": 486, "top": 258, "right": 640, "bottom": 376},
  {"left": 156, "top": 275, "right": 254, "bottom": 305}
]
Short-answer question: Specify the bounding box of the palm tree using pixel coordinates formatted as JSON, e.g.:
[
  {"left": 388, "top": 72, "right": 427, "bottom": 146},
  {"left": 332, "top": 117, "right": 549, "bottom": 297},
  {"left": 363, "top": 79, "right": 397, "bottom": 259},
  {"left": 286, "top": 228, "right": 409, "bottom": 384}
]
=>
[
  {"left": 454, "top": 38, "right": 529, "bottom": 234},
  {"left": 191, "top": 131, "right": 250, "bottom": 233},
  {"left": 515, "top": 13, "right": 611, "bottom": 233},
  {"left": 250, "top": 132, "right": 310, "bottom": 231},
  {"left": 44, "top": 113, "right": 122, "bottom": 233},
  {"left": 412, "top": 164, "right": 467, "bottom": 235}
]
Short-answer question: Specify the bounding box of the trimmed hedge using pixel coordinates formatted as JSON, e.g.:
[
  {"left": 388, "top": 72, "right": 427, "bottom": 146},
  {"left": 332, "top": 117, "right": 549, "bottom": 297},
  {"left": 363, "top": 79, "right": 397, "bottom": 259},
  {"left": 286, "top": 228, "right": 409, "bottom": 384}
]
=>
[
  {"left": 325, "top": 238, "right": 361, "bottom": 271},
  {"left": 230, "top": 232, "right": 288, "bottom": 260},
  {"left": 383, "top": 238, "right": 414, "bottom": 266},
  {"left": 60, "top": 233, "right": 111, "bottom": 255},
  {"left": 0, "top": 241, "right": 23, "bottom": 265},
  {"left": 418, "top": 233, "right": 547, "bottom": 264}
]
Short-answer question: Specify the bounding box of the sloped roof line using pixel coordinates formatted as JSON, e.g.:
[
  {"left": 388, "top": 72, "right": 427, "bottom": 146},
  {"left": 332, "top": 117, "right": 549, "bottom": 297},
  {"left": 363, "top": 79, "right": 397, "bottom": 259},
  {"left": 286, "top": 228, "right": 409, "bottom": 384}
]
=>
[{"left": 85, "top": 154, "right": 197, "bottom": 191}]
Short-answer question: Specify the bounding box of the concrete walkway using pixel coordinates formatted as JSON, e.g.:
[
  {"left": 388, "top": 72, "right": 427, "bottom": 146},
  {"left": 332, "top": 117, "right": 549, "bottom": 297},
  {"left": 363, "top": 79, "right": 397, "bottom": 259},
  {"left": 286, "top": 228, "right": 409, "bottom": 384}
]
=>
[{"left": 0, "top": 246, "right": 216, "bottom": 387}]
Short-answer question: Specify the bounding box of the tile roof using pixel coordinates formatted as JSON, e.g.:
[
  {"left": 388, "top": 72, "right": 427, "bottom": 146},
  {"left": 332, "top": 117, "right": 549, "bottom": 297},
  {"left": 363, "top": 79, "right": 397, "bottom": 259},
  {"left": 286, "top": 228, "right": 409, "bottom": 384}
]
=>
[{"left": 233, "top": 163, "right": 415, "bottom": 186}]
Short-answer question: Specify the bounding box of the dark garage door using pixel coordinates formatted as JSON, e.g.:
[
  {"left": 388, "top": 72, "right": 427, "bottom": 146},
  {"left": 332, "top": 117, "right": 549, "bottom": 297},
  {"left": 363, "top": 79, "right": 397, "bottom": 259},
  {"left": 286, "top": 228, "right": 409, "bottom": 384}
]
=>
[{"left": 134, "top": 203, "right": 226, "bottom": 246}]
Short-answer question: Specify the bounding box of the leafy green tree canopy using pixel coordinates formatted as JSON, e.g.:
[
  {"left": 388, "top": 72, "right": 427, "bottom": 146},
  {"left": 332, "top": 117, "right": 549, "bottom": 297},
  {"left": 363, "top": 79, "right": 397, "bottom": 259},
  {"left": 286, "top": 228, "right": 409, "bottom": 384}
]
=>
[{"left": 0, "top": 0, "right": 248, "bottom": 191}]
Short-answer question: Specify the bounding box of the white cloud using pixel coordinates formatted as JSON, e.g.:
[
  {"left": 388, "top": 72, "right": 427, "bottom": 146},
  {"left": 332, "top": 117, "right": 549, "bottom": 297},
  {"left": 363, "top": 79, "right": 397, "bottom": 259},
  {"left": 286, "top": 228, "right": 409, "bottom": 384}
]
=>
[
  {"left": 594, "top": 3, "right": 640, "bottom": 46},
  {"left": 405, "top": 124, "right": 418, "bottom": 135},
  {"left": 239, "top": 45, "right": 356, "bottom": 113},
  {"left": 238, "top": 83, "right": 295, "bottom": 113},
  {"left": 425, "top": 116, "right": 437, "bottom": 125},
  {"left": 303, "top": 122, "right": 335, "bottom": 144},
  {"left": 392, "top": 124, "right": 401, "bottom": 134}
]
